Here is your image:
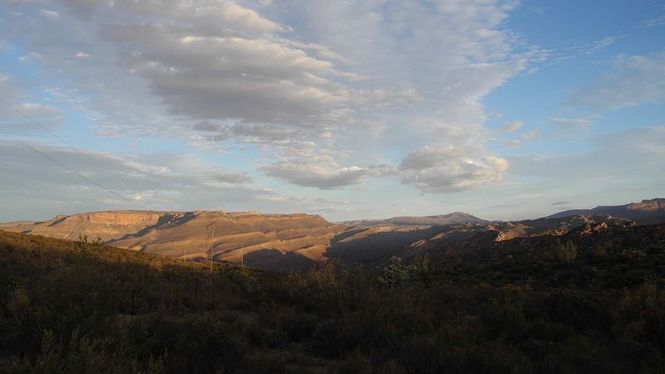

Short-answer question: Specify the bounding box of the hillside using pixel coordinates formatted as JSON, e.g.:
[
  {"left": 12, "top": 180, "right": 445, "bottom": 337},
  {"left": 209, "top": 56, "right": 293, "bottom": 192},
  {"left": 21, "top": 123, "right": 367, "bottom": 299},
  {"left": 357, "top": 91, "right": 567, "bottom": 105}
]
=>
[
  {"left": 0, "top": 210, "right": 617, "bottom": 271},
  {"left": 343, "top": 212, "right": 487, "bottom": 227},
  {"left": 109, "top": 211, "right": 346, "bottom": 271},
  {"left": 3, "top": 200, "right": 665, "bottom": 272},
  {"left": 548, "top": 198, "right": 665, "bottom": 224},
  {"left": 1, "top": 226, "right": 665, "bottom": 373},
  {"left": 1, "top": 211, "right": 346, "bottom": 272}
]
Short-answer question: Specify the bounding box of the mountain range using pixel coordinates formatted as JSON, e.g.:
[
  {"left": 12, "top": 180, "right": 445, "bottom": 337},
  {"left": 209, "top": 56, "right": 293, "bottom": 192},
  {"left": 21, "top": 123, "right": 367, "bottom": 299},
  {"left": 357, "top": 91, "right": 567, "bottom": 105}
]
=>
[
  {"left": 548, "top": 198, "right": 665, "bottom": 224},
  {"left": 342, "top": 212, "right": 488, "bottom": 227},
  {"left": 2, "top": 198, "right": 664, "bottom": 271}
]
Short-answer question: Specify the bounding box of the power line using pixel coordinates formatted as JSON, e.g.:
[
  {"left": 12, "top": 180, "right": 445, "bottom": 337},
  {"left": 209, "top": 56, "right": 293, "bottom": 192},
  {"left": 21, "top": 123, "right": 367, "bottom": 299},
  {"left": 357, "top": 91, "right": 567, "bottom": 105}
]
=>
[
  {"left": 0, "top": 97, "right": 115, "bottom": 173},
  {"left": 0, "top": 96, "right": 150, "bottom": 210},
  {"left": 0, "top": 127, "right": 149, "bottom": 210},
  {"left": 0, "top": 95, "right": 245, "bottom": 212},
  {"left": 0, "top": 97, "right": 238, "bottom": 183},
  {"left": 0, "top": 96, "right": 249, "bottom": 185},
  {"left": 207, "top": 221, "right": 216, "bottom": 271}
]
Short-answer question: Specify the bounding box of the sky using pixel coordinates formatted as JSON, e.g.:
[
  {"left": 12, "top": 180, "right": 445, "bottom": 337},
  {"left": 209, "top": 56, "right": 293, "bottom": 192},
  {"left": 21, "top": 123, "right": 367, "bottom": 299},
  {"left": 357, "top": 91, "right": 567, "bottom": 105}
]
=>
[{"left": 0, "top": 0, "right": 664, "bottom": 222}]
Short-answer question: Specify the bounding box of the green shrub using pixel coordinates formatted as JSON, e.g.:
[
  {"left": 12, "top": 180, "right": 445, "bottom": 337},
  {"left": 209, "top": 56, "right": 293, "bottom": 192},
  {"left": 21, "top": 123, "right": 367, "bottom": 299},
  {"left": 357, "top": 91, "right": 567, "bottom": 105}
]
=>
[
  {"left": 1, "top": 229, "right": 664, "bottom": 372},
  {"left": 555, "top": 241, "right": 578, "bottom": 263}
]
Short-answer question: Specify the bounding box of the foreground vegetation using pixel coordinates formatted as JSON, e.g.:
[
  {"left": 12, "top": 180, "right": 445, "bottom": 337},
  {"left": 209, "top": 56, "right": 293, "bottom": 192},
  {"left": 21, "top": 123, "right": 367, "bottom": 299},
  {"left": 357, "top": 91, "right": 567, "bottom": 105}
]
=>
[{"left": 1, "top": 229, "right": 664, "bottom": 373}]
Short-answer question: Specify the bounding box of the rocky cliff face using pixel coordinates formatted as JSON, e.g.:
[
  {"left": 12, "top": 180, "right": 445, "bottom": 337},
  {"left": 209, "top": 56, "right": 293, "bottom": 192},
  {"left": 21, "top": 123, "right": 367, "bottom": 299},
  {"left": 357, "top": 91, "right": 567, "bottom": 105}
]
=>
[{"left": 0, "top": 211, "right": 171, "bottom": 241}]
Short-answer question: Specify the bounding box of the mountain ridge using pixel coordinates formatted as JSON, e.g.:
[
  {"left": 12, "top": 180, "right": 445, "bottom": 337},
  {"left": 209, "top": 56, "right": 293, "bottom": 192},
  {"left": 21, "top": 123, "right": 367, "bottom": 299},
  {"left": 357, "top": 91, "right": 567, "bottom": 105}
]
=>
[
  {"left": 547, "top": 198, "right": 665, "bottom": 224},
  {"left": 343, "top": 211, "right": 488, "bottom": 227},
  {"left": 2, "top": 198, "right": 665, "bottom": 271}
]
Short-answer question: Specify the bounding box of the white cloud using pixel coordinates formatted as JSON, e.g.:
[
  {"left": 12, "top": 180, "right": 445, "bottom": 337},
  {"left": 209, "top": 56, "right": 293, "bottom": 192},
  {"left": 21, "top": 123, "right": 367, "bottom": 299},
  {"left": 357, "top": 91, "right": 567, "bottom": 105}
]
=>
[
  {"left": 39, "top": 9, "right": 59, "bottom": 19},
  {"left": 0, "top": 0, "right": 535, "bottom": 193},
  {"left": 101, "top": 23, "right": 355, "bottom": 125},
  {"left": 263, "top": 154, "right": 368, "bottom": 189},
  {"left": 213, "top": 171, "right": 253, "bottom": 184},
  {"left": 399, "top": 146, "right": 509, "bottom": 193}
]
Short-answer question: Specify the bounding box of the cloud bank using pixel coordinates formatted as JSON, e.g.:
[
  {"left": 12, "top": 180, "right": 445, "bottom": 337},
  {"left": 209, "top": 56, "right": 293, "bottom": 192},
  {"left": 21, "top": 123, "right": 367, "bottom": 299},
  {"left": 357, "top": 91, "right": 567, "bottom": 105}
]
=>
[{"left": 0, "top": 0, "right": 533, "bottom": 193}]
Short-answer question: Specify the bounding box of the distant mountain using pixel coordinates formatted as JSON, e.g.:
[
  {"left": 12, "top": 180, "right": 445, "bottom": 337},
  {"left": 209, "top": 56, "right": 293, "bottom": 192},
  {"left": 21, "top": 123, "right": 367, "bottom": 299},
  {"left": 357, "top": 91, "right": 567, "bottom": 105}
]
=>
[
  {"left": 329, "top": 215, "right": 637, "bottom": 266},
  {"left": 548, "top": 198, "right": 665, "bottom": 224},
  {"left": 3, "top": 200, "right": 664, "bottom": 272},
  {"left": 344, "top": 212, "right": 488, "bottom": 227},
  {"left": 0, "top": 210, "right": 346, "bottom": 271}
]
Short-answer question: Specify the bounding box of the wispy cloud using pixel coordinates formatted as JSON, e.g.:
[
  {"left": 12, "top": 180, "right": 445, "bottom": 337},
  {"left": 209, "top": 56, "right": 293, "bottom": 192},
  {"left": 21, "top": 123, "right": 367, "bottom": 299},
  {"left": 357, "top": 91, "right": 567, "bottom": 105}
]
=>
[
  {"left": 501, "top": 129, "right": 540, "bottom": 147},
  {"left": 641, "top": 10, "right": 665, "bottom": 28},
  {"left": 550, "top": 117, "right": 594, "bottom": 128},
  {"left": 500, "top": 120, "right": 524, "bottom": 132},
  {"left": 551, "top": 201, "right": 572, "bottom": 206},
  {"left": 568, "top": 51, "right": 665, "bottom": 110}
]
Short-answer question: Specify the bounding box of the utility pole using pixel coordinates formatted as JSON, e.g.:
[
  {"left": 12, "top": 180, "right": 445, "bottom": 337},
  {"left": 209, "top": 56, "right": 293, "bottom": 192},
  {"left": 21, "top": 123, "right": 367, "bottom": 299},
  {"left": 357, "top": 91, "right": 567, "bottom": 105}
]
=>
[
  {"left": 233, "top": 215, "right": 244, "bottom": 267},
  {"left": 64, "top": 221, "right": 83, "bottom": 240},
  {"left": 206, "top": 221, "right": 216, "bottom": 271}
]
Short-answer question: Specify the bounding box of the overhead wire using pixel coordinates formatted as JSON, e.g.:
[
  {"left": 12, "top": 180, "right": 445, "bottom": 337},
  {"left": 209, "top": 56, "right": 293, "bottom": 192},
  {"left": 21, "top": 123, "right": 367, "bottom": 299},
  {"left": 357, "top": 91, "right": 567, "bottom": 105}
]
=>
[
  {"left": 0, "top": 97, "right": 114, "bottom": 171},
  {"left": 0, "top": 96, "right": 243, "bottom": 211},
  {"left": 0, "top": 98, "right": 150, "bottom": 210}
]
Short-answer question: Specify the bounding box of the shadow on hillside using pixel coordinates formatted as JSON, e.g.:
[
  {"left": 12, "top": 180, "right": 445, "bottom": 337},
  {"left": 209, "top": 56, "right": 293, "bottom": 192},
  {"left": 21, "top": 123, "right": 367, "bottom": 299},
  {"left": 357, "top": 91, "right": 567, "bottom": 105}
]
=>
[
  {"left": 329, "top": 227, "right": 366, "bottom": 244},
  {"left": 114, "top": 212, "right": 198, "bottom": 241},
  {"left": 242, "top": 249, "right": 316, "bottom": 272},
  {"left": 326, "top": 226, "right": 443, "bottom": 265}
]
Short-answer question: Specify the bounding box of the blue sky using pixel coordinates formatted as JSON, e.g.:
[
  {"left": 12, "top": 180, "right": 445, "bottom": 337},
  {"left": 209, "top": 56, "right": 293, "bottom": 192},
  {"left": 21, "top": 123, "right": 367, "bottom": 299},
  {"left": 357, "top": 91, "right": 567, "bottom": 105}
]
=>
[{"left": 0, "top": 0, "right": 664, "bottom": 222}]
